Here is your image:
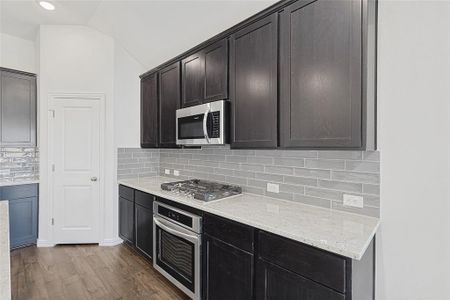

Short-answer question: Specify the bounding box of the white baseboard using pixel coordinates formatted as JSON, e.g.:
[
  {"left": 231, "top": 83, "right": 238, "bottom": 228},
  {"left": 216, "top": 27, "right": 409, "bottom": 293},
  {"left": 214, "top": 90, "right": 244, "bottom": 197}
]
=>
[
  {"left": 37, "top": 239, "right": 56, "bottom": 247},
  {"left": 99, "top": 238, "right": 123, "bottom": 247}
]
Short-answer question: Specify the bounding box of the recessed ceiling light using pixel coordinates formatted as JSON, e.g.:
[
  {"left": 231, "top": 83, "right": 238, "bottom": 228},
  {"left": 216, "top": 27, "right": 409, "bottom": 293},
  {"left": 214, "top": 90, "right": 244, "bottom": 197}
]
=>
[{"left": 39, "top": 1, "right": 55, "bottom": 11}]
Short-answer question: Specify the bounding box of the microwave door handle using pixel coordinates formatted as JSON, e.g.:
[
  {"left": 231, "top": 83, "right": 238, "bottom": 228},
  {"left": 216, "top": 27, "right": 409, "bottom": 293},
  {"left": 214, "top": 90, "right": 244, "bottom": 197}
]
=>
[
  {"left": 154, "top": 217, "right": 199, "bottom": 244},
  {"left": 203, "top": 108, "right": 210, "bottom": 143}
]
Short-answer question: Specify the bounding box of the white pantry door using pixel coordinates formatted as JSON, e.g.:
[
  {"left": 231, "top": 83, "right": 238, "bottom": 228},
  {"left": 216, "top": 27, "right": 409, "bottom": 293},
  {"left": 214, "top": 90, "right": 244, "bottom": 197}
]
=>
[{"left": 52, "top": 97, "right": 101, "bottom": 244}]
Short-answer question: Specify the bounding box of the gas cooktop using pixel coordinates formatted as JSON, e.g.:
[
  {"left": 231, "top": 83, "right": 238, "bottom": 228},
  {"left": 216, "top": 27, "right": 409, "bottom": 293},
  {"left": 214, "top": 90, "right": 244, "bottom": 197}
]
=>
[{"left": 161, "top": 179, "right": 242, "bottom": 202}]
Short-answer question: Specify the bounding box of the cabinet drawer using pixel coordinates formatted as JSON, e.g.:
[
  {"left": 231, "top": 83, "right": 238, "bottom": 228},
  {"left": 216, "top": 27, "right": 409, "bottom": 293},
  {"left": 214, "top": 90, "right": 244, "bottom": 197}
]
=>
[
  {"left": 2, "top": 184, "right": 38, "bottom": 200},
  {"left": 119, "top": 185, "right": 134, "bottom": 201},
  {"left": 204, "top": 213, "right": 254, "bottom": 253},
  {"left": 135, "top": 190, "right": 155, "bottom": 210},
  {"left": 258, "top": 231, "right": 348, "bottom": 293}
]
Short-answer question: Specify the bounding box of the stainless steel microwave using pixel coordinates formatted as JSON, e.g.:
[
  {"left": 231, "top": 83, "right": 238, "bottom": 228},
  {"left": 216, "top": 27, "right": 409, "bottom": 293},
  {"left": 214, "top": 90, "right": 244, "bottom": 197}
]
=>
[{"left": 176, "top": 100, "right": 229, "bottom": 146}]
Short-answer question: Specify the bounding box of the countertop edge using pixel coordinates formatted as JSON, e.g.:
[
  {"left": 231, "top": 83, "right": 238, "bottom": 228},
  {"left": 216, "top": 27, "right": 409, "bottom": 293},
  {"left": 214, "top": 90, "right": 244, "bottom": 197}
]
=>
[
  {"left": 0, "top": 180, "right": 39, "bottom": 187},
  {"left": 118, "top": 178, "right": 379, "bottom": 260}
]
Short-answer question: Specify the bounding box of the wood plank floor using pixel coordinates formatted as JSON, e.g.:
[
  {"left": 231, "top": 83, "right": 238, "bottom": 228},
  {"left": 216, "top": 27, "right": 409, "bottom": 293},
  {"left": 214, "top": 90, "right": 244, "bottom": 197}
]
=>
[{"left": 10, "top": 244, "right": 190, "bottom": 300}]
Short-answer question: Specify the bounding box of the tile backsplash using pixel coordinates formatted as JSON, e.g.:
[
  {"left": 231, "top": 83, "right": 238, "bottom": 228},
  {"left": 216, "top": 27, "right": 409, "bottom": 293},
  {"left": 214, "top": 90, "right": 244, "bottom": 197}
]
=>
[
  {"left": 0, "top": 147, "right": 39, "bottom": 182},
  {"left": 117, "top": 148, "right": 160, "bottom": 179},
  {"left": 118, "top": 146, "right": 380, "bottom": 217}
]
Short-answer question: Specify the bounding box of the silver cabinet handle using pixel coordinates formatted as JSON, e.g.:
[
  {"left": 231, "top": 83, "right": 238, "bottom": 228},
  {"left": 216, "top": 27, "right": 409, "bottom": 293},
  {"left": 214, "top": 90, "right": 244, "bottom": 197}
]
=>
[{"left": 91, "top": 177, "right": 98, "bottom": 182}]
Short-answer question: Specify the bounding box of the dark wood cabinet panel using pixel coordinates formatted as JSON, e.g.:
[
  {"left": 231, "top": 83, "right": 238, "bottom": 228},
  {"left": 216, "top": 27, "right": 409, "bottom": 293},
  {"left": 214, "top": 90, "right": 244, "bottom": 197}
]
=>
[
  {"left": 141, "top": 72, "right": 159, "bottom": 148},
  {"left": 230, "top": 13, "right": 278, "bottom": 149},
  {"left": 135, "top": 203, "right": 153, "bottom": 259},
  {"left": 204, "top": 39, "right": 228, "bottom": 102},
  {"left": 204, "top": 213, "right": 254, "bottom": 253},
  {"left": 0, "top": 69, "right": 36, "bottom": 146},
  {"left": 258, "top": 231, "right": 347, "bottom": 293},
  {"left": 255, "top": 258, "right": 345, "bottom": 300},
  {"left": 182, "top": 53, "right": 204, "bottom": 107},
  {"left": 159, "top": 62, "right": 180, "bottom": 148},
  {"left": 181, "top": 38, "right": 228, "bottom": 108},
  {"left": 203, "top": 235, "right": 253, "bottom": 300},
  {"left": 280, "top": 0, "right": 363, "bottom": 148},
  {"left": 119, "top": 196, "right": 134, "bottom": 244}
]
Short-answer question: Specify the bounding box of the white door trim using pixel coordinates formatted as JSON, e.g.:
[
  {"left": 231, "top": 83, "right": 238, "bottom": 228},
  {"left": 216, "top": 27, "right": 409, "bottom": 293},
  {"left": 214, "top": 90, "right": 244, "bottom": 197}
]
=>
[{"left": 48, "top": 93, "right": 106, "bottom": 244}]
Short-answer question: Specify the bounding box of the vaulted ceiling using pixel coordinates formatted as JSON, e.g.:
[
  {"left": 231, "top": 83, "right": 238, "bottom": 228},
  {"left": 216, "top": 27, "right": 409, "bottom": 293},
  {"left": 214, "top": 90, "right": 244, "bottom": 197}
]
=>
[{"left": 0, "top": 0, "right": 276, "bottom": 69}]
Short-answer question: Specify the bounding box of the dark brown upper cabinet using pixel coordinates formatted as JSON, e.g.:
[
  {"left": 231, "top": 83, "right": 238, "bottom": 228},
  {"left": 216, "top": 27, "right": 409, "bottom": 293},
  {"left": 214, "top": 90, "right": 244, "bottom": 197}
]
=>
[
  {"left": 0, "top": 69, "right": 36, "bottom": 147},
  {"left": 140, "top": 72, "right": 159, "bottom": 148},
  {"left": 181, "top": 38, "right": 228, "bottom": 108},
  {"left": 230, "top": 14, "right": 278, "bottom": 149},
  {"left": 280, "top": 0, "right": 376, "bottom": 149},
  {"left": 159, "top": 61, "right": 180, "bottom": 148}
]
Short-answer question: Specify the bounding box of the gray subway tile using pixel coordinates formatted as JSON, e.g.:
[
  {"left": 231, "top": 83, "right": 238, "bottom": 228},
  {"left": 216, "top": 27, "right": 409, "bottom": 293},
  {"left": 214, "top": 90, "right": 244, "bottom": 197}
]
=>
[
  {"left": 219, "top": 162, "right": 241, "bottom": 170},
  {"left": 233, "top": 170, "right": 255, "bottom": 178},
  {"left": 280, "top": 183, "right": 305, "bottom": 194},
  {"left": 305, "top": 187, "right": 342, "bottom": 201},
  {"left": 284, "top": 175, "right": 317, "bottom": 187},
  {"left": 294, "top": 168, "right": 331, "bottom": 179},
  {"left": 318, "top": 151, "right": 362, "bottom": 160},
  {"left": 225, "top": 176, "right": 248, "bottom": 185},
  {"left": 214, "top": 168, "right": 234, "bottom": 176},
  {"left": 255, "top": 172, "right": 284, "bottom": 183},
  {"left": 362, "top": 151, "right": 380, "bottom": 162},
  {"left": 305, "top": 159, "right": 345, "bottom": 170},
  {"left": 362, "top": 184, "right": 380, "bottom": 195},
  {"left": 226, "top": 156, "right": 248, "bottom": 163},
  {"left": 318, "top": 180, "right": 362, "bottom": 193},
  {"left": 247, "top": 179, "right": 267, "bottom": 188},
  {"left": 242, "top": 186, "right": 265, "bottom": 195},
  {"left": 332, "top": 171, "right": 380, "bottom": 184},
  {"left": 345, "top": 161, "right": 380, "bottom": 173},
  {"left": 280, "top": 150, "right": 318, "bottom": 159},
  {"left": 264, "top": 165, "right": 294, "bottom": 175},
  {"left": 247, "top": 156, "right": 274, "bottom": 165},
  {"left": 273, "top": 158, "right": 305, "bottom": 168},
  {"left": 241, "top": 164, "right": 265, "bottom": 172}
]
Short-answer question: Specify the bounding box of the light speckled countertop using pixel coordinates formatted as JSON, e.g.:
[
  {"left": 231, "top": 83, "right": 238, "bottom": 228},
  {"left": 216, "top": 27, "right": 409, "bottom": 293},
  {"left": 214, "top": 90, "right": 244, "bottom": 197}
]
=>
[
  {"left": 118, "top": 176, "right": 379, "bottom": 260},
  {"left": 0, "top": 179, "right": 39, "bottom": 187},
  {"left": 0, "top": 201, "right": 11, "bottom": 300}
]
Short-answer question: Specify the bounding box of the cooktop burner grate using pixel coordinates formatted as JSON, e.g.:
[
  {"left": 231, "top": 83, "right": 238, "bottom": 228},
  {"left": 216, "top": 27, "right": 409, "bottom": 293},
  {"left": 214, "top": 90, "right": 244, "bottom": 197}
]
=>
[{"left": 161, "top": 179, "right": 242, "bottom": 201}]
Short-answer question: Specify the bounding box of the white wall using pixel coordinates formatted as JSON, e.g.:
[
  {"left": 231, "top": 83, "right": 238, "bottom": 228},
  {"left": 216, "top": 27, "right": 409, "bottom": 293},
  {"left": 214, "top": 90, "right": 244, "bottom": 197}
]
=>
[
  {"left": 37, "top": 25, "right": 118, "bottom": 246},
  {"left": 376, "top": 1, "right": 450, "bottom": 299},
  {"left": 114, "top": 45, "right": 145, "bottom": 148},
  {"left": 0, "top": 32, "right": 36, "bottom": 73}
]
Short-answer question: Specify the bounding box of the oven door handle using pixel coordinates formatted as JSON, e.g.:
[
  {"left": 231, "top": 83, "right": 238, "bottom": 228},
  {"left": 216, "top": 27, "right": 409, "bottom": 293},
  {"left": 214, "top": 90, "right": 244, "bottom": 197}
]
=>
[
  {"left": 154, "top": 216, "right": 200, "bottom": 244},
  {"left": 202, "top": 106, "right": 211, "bottom": 144}
]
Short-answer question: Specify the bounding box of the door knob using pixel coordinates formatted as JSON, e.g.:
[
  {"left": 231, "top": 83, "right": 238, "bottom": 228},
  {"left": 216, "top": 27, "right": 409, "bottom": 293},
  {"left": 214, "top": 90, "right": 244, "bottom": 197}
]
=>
[{"left": 91, "top": 177, "right": 98, "bottom": 182}]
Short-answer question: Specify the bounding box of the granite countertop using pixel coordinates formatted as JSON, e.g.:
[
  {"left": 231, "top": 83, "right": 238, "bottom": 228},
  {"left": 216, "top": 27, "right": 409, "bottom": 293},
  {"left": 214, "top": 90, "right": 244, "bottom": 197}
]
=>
[
  {"left": 0, "top": 179, "right": 39, "bottom": 187},
  {"left": 118, "top": 176, "right": 380, "bottom": 260},
  {"left": 0, "top": 200, "right": 11, "bottom": 300}
]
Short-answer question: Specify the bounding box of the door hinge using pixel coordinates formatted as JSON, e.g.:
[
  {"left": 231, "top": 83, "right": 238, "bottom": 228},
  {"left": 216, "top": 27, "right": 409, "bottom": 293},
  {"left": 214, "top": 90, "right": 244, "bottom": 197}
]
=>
[
  {"left": 51, "top": 218, "right": 54, "bottom": 225},
  {"left": 49, "top": 110, "right": 55, "bottom": 118},
  {"left": 52, "top": 164, "right": 55, "bottom": 172}
]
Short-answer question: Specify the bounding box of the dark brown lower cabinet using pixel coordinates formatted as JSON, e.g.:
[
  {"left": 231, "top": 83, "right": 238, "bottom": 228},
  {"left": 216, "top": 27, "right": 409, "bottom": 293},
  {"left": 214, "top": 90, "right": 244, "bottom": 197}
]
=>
[
  {"left": 255, "top": 259, "right": 345, "bottom": 300},
  {"left": 118, "top": 196, "right": 134, "bottom": 245},
  {"left": 202, "top": 235, "right": 253, "bottom": 300},
  {"left": 135, "top": 203, "right": 153, "bottom": 258}
]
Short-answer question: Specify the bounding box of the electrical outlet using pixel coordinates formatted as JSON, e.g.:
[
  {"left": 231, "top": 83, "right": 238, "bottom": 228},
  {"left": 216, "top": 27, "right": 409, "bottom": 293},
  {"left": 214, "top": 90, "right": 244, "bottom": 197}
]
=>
[
  {"left": 343, "top": 194, "right": 364, "bottom": 208},
  {"left": 266, "top": 183, "right": 279, "bottom": 193},
  {"left": 164, "top": 169, "right": 171, "bottom": 175},
  {"left": 174, "top": 170, "right": 180, "bottom": 176}
]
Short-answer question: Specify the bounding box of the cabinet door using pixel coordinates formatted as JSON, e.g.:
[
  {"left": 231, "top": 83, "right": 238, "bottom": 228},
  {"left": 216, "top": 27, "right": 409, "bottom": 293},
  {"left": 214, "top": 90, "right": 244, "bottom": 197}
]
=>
[
  {"left": 230, "top": 14, "right": 278, "bottom": 148},
  {"left": 135, "top": 204, "right": 153, "bottom": 259},
  {"left": 204, "top": 39, "right": 228, "bottom": 102},
  {"left": 159, "top": 62, "right": 180, "bottom": 148},
  {"left": 203, "top": 235, "right": 253, "bottom": 300},
  {"left": 141, "top": 72, "right": 159, "bottom": 148},
  {"left": 255, "top": 259, "right": 345, "bottom": 300},
  {"left": 0, "top": 70, "right": 36, "bottom": 146},
  {"left": 119, "top": 196, "right": 134, "bottom": 244},
  {"left": 181, "top": 52, "right": 204, "bottom": 107},
  {"left": 9, "top": 196, "right": 38, "bottom": 249},
  {"left": 280, "top": 0, "right": 362, "bottom": 148}
]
